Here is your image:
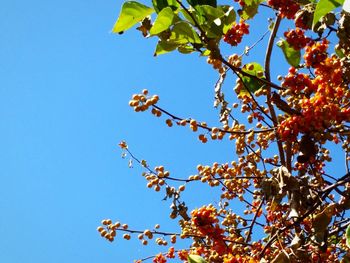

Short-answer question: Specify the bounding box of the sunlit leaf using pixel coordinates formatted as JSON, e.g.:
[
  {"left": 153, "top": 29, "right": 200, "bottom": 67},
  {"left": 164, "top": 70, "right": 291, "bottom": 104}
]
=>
[
  {"left": 188, "top": 254, "right": 208, "bottom": 263},
  {"left": 312, "top": 0, "right": 344, "bottom": 27},
  {"left": 277, "top": 39, "right": 301, "bottom": 67},
  {"left": 152, "top": 0, "right": 179, "bottom": 13},
  {"left": 170, "top": 21, "right": 202, "bottom": 44},
  {"left": 150, "top": 7, "right": 175, "bottom": 35},
  {"left": 335, "top": 45, "right": 345, "bottom": 58},
  {"left": 195, "top": 5, "right": 224, "bottom": 22},
  {"left": 178, "top": 45, "right": 196, "bottom": 54},
  {"left": 346, "top": 224, "right": 350, "bottom": 248},
  {"left": 195, "top": 5, "right": 233, "bottom": 37},
  {"left": 222, "top": 6, "right": 236, "bottom": 33},
  {"left": 154, "top": 40, "right": 179, "bottom": 56},
  {"left": 201, "top": 49, "right": 211, "bottom": 56},
  {"left": 112, "top": 1, "right": 154, "bottom": 33},
  {"left": 240, "top": 0, "right": 263, "bottom": 20},
  {"left": 239, "top": 62, "right": 266, "bottom": 95}
]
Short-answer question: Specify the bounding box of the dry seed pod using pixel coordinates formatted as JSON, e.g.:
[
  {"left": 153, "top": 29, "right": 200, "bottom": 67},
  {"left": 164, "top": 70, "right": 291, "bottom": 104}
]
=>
[{"left": 297, "top": 135, "right": 317, "bottom": 163}]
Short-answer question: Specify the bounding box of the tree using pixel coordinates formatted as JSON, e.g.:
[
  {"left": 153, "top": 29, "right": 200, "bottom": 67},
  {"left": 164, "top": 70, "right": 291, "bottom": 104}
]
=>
[{"left": 97, "top": 0, "right": 350, "bottom": 262}]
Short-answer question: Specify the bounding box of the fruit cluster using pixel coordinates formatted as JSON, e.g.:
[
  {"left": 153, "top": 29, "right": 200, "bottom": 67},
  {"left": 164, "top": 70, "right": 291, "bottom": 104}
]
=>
[
  {"left": 282, "top": 67, "right": 316, "bottom": 95},
  {"left": 223, "top": 22, "right": 249, "bottom": 46},
  {"left": 142, "top": 165, "right": 170, "bottom": 192},
  {"left": 129, "top": 89, "right": 159, "bottom": 112},
  {"left": 97, "top": 219, "right": 127, "bottom": 242},
  {"left": 304, "top": 39, "right": 329, "bottom": 68},
  {"left": 284, "top": 28, "right": 312, "bottom": 50},
  {"left": 233, "top": 0, "right": 246, "bottom": 7},
  {"left": 278, "top": 40, "right": 350, "bottom": 142},
  {"left": 266, "top": 0, "right": 300, "bottom": 19},
  {"left": 207, "top": 56, "right": 225, "bottom": 73}
]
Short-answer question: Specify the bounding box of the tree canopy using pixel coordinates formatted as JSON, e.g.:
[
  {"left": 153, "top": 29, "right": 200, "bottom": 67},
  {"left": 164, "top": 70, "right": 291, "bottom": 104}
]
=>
[{"left": 99, "top": 0, "right": 350, "bottom": 262}]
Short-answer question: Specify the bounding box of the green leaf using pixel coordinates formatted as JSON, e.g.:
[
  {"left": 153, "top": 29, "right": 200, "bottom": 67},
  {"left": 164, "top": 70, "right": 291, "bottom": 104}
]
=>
[
  {"left": 201, "top": 49, "right": 211, "bottom": 56},
  {"left": 195, "top": 5, "right": 235, "bottom": 37},
  {"left": 154, "top": 40, "right": 179, "bottom": 56},
  {"left": 277, "top": 39, "right": 301, "bottom": 67},
  {"left": 188, "top": 254, "right": 208, "bottom": 263},
  {"left": 152, "top": 0, "right": 179, "bottom": 13},
  {"left": 170, "top": 21, "right": 202, "bottom": 44},
  {"left": 222, "top": 6, "right": 236, "bottom": 33},
  {"left": 312, "top": 0, "right": 344, "bottom": 27},
  {"left": 150, "top": 7, "right": 175, "bottom": 35},
  {"left": 195, "top": 5, "right": 224, "bottom": 22},
  {"left": 112, "top": 1, "right": 154, "bottom": 33},
  {"left": 240, "top": 62, "right": 266, "bottom": 95},
  {"left": 180, "top": 9, "right": 197, "bottom": 25},
  {"left": 346, "top": 224, "right": 350, "bottom": 248},
  {"left": 335, "top": 45, "right": 345, "bottom": 58},
  {"left": 178, "top": 45, "right": 195, "bottom": 54},
  {"left": 240, "top": 0, "right": 263, "bottom": 20}
]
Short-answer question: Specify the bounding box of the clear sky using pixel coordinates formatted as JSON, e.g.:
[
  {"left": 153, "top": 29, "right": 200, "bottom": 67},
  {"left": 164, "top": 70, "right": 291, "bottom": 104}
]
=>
[{"left": 0, "top": 1, "right": 345, "bottom": 262}]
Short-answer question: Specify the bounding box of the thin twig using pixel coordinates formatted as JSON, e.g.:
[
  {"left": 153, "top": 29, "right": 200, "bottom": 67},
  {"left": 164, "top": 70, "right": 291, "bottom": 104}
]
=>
[
  {"left": 245, "top": 198, "right": 264, "bottom": 243},
  {"left": 152, "top": 105, "right": 275, "bottom": 134}
]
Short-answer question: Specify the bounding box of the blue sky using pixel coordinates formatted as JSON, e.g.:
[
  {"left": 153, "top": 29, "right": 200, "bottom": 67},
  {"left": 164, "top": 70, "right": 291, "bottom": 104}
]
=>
[{"left": 0, "top": 0, "right": 346, "bottom": 262}]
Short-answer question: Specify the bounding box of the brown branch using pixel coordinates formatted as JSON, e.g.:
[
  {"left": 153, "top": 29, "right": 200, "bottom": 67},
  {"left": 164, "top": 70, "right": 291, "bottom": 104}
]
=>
[
  {"left": 263, "top": 15, "right": 286, "bottom": 167},
  {"left": 152, "top": 105, "right": 276, "bottom": 134},
  {"left": 113, "top": 228, "right": 180, "bottom": 236},
  {"left": 220, "top": 58, "right": 285, "bottom": 91},
  {"left": 259, "top": 172, "right": 350, "bottom": 258},
  {"left": 245, "top": 198, "right": 264, "bottom": 243},
  {"left": 176, "top": 0, "right": 285, "bottom": 93}
]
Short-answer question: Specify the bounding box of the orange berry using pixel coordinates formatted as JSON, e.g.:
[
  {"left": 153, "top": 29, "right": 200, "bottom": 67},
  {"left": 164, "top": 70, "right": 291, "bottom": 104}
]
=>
[
  {"left": 179, "top": 185, "right": 186, "bottom": 191},
  {"left": 123, "top": 234, "right": 131, "bottom": 240}
]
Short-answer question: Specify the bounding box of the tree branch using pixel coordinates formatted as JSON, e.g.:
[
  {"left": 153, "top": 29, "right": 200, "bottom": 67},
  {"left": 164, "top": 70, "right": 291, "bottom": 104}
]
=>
[{"left": 263, "top": 15, "right": 286, "bottom": 167}]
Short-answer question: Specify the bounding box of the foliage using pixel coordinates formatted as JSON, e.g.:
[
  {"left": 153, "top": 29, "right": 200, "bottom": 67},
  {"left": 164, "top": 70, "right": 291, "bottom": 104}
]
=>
[{"left": 99, "top": 0, "right": 350, "bottom": 262}]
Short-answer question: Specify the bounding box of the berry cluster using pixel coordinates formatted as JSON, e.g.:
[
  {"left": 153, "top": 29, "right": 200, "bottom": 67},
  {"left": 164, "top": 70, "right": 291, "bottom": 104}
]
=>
[
  {"left": 284, "top": 28, "right": 312, "bottom": 50},
  {"left": 304, "top": 39, "right": 329, "bottom": 68},
  {"left": 267, "top": 0, "right": 300, "bottom": 19},
  {"left": 223, "top": 22, "right": 249, "bottom": 46},
  {"left": 129, "top": 89, "right": 159, "bottom": 112},
  {"left": 207, "top": 56, "right": 225, "bottom": 73},
  {"left": 233, "top": 0, "right": 245, "bottom": 7},
  {"left": 278, "top": 45, "right": 350, "bottom": 142},
  {"left": 142, "top": 165, "right": 170, "bottom": 192},
  {"left": 191, "top": 205, "right": 228, "bottom": 255},
  {"left": 282, "top": 67, "right": 316, "bottom": 95},
  {"left": 228, "top": 53, "right": 242, "bottom": 68},
  {"left": 97, "top": 219, "right": 127, "bottom": 242}
]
